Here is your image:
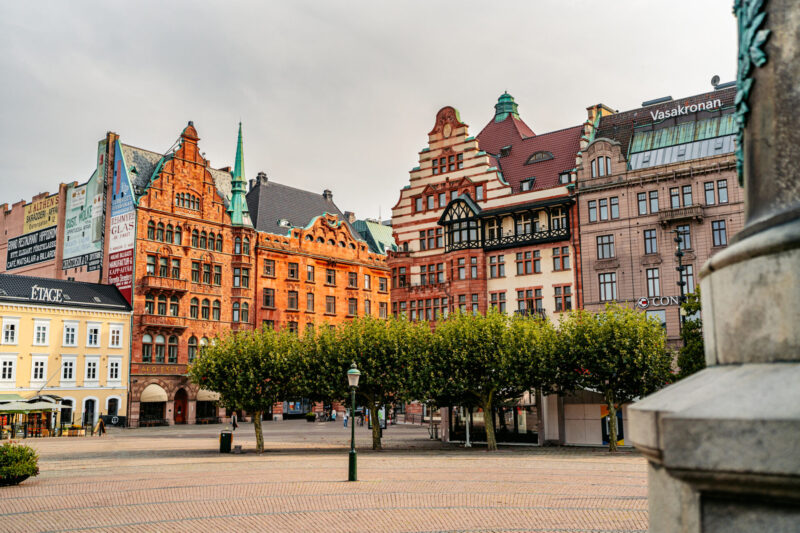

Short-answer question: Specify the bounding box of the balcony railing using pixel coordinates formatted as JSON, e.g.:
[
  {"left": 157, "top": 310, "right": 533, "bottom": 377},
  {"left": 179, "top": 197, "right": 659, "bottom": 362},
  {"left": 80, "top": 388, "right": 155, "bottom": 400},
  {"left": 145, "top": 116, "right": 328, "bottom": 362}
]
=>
[
  {"left": 658, "top": 205, "right": 704, "bottom": 226},
  {"left": 482, "top": 227, "right": 570, "bottom": 252},
  {"left": 141, "top": 275, "right": 188, "bottom": 293},
  {"left": 230, "top": 287, "right": 250, "bottom": 298},
  {"left": 139, "top": 314, "right": 188, "bottom": 330},
  {"left": 514, "top": 308, "right": 547, "bottom": 320}
]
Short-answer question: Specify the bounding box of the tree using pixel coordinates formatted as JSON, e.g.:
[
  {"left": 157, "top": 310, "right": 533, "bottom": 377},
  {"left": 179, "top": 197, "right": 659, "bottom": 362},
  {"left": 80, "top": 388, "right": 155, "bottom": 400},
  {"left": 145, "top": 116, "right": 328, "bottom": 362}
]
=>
[
  {"left": 188, "top": 327, "right": 299, "bottom": 453},
  {"left": 429, "top": 310, "right": 547, "bottom": 451},
  {"left": 558, "top": 303, "right": 672, "bottom": 452},
  {"left": 677, "top": 288, "right": 705, "bottom": 379},
  {"left": 302, "top": 316, "right": 431, "bottom": 450}
]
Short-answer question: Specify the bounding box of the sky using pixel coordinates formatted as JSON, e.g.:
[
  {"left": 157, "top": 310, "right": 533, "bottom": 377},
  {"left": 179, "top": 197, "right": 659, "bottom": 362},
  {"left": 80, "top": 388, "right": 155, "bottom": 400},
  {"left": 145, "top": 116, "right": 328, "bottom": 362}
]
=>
[{"left": 0, "top": 1, "right": 738, "bottom": 221}]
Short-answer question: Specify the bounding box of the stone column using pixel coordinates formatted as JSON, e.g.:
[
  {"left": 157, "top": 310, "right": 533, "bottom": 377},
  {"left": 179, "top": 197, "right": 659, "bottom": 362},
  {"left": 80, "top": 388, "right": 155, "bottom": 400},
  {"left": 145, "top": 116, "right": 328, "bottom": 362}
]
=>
[{"left": 629, "top": 2, "right": 800, "bottom": 531}]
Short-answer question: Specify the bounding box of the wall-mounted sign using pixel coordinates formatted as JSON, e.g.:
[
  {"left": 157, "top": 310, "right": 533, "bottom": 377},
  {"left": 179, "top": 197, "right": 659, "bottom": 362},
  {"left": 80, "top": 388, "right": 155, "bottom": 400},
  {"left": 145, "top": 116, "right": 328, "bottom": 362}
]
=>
[
  {"left": 62, "top": 142, "right": 106, "bottom": 272},
  {"left": 6, "top": 226, "right": 58, "bottom": 270},
  {"left": 649, "top": 98, "right": 723, "bottom": 121},
  {"left": 637, "top": 296, "right": 680, "bottom": 309},
  {"left": 30, "top": 285, "right": 64, "bottom": 303},
  {"left": 23, "top": 195, "right": 59, "bottom": 234},
  {"left": 107, "top": 140, "right": 136, "bottom": 303}
]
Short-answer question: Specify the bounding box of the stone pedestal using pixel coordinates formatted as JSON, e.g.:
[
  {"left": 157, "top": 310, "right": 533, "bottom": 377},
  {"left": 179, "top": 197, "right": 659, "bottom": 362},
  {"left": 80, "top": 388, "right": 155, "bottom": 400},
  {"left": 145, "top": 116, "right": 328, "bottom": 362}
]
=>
[{"left": 629, "top": 1, "right": 800, "bottom": 531}]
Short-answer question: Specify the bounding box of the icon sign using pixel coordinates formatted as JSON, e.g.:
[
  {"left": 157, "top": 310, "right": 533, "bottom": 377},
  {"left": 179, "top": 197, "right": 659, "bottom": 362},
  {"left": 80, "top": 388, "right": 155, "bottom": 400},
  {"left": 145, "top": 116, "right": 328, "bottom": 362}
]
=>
[{"left": 637, "top": 298, "right": 650, "bottom": 309}]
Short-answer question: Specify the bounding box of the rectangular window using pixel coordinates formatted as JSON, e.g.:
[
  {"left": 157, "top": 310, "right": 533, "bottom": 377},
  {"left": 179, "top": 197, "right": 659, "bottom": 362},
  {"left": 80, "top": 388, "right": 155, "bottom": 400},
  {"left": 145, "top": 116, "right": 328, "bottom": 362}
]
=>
[
  {"left": 717, "top": 180, "right": 728, "bottom": 203},
  {"left": 638, "top": 193, "right": 647, "bottom": 215},
  {"left": 554, "top": 285, "right": 572, "bottom": 312},
  {"left": 203, "top": 263, "right": 211, "bottom": 284},
  {"left": 214, "top": 265, "right": 222, "bottom": 285},
  {"left": 644, "top": 229, "right": 658, "bottom": 254},
  {"left": 109, "top": 359, "right": 121, "bottom": 382},
  {"left": 61, "top": 359, "right": 75, "bottom": 383},
  {"left": 33, "top": 321, "right": 49, "bottom": 346},
  {"left": 471, "top": 294, "right": 479, "bottom": 313},
  {"left": 171, "top": 259, "right": 180, "bottom": 279},
  {"left": 705, "top": 182, "right": 715, "bottom": 205},
  {"left": 438, "top": 192, "right": 446, "bottom": 207},
  {"left": 457, "top": 258, "right": 466, "bottom": 280},
  {"left": 159, "top": 257, "right": 168, "bottom": 277},
  {"left": 364, "top": 274, "right": 371, "bottom": 290},
  {"left": 489, "top": 255, "right": 505, "bottom": 278},
  {"left": 262, "top": 288, "right": 275, "bottom": 308},
  {"left": 348, "top": 298, "right": 358, "bottom": 316},
  {"left": 470, "top": 257, "right": 478, "bottom": 279},
  {"left": 233, "top": 268, "right": 241, "bottom": 287},
  {"left": 599, "top": 273, "right": 617, "bottom": 301},
  {"left": 287, "top": 291, "right": 299, "bottom": 311},
  {"left": 287, "top": 262, "right": 299, "bottom": 280},
  {"left": 146, "top": 255, "right": 156, "bottom": 275},
  {"left": 682, "top": 185, "right": 692, "bottom": 207},
  {"left": 306, "top": 264, "right": 315, "bottom": 282},
  {"left": 682, "top": 264, "right": 695, "bottom": 294},
  {"left": 86, "top": 325, "right": 100, "bottom": 347},
  {"left": 379, "top": 277, "right": 388, "bottom": 292},
  {"left": 242, "top": 268, "right": 250, "bottom": 288},
  {"left": 712, "top": 220, "right": 727, "bottom": 246},
  {"left": 85, "top": 359, "right": 98, "bottom": 382},
  {"left": 109, "top": 325, "right": 123, "bottom": 348},
  {"left": 591, "top": 159, "right": 597, "bottom": 178},
  {"left": 646, "top": 268, "right": 661, "bottom": 297},
  {"left": 610, "top": 197, "right": 620, "bottom": 219},
  {"left": 326, "top": 269, "right": 336, "bottom": 285},
  {"left": 364, "top": 299, "right": 371, "bottom": 316},
  {"left": 63, "top": 322, "right": 77, "bottom": 346},
  {"left": 676, "top": 224, "right": 691, "bottom": 250},
  {"left": 646, "top": 309, "right": 667, "bottom": 329},
  {"left": 263, "top": 259, "right": 275, "bottom": 277},
  {"left": 588, "top": 200, "right": 597, "bottom": 222},
  {"left": 670, "top": 187, "right": 680, "bottom": 209},
  {"left": 475, "top": 185, "right": 484, "bottom": 201},
  {"left": 0, "top": 359, "right": 15, "bottom": 383},
  {"left": 326, "top": 296, "right": 336, "bottom": 315},
  {"left": 2, "top": 319, "right": 18, "bottom": 345},
  {"left": 191, "top": 262, "right": 200, "bottom": 283},
  {"left": 599, "top": 198, "right": 608, "bottom": 221},
  {"left": 32, "top": 359, "right": 45, "bottom": 381},
  {"left": 649, "top": 191, "right": 659, "bottom": 213},
  {"left": 348, "top": 272, "right": 358, "bottom": 288},
  {"left": 415, "top": 197, "right": 423, "bottom": 212},
  {"left": 553, "top": 247, "right": 569, "bottom": 271},
  {"left": 489, "top": 292, "right": 507, "bottom": 313},
  {"left": 287, "top": 321, "right": 298, "bottom": 334},
  {"left": 306, "top": 292, "right": 315, "bottom": 312},
  {"left": 427, "top": 195, "right": 434, "bottom": 210},
  {"left": 379, "top": 302, "right": 388, "bottom": 319},
  {"left": 597, "top": 235, "right": 615, "bottom": 259}
]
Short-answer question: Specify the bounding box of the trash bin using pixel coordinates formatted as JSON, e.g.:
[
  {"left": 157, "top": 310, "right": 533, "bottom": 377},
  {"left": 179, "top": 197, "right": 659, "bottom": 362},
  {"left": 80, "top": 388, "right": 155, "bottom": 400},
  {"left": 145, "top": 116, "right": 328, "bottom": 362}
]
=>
[{"left": 220, "top": 430, "right": 232, "bottom": 453}]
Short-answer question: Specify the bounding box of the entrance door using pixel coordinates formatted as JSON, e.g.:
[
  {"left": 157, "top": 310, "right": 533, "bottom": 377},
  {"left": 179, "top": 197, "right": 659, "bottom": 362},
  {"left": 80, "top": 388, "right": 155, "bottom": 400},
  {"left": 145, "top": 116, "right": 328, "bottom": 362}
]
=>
[
  {"left": 83, "top": 399, "right": 96, "bottom": 427},
  {"left": 174, "top": 389, "right": 188, "bottom": 424},
  {"left": 108, "top": 398, "right": 119, "bottom": 417}
]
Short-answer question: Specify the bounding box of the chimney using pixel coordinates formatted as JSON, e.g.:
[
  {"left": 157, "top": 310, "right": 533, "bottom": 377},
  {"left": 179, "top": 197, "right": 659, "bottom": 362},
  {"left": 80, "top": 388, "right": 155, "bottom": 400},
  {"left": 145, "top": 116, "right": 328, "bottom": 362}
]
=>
[
  {"left": 248, "top": 179, "right": 256, "bottom": 191},
  {"left": 322, "top": 189, "right": 333, "bottom": 201},
  {"left": 344, "top": 211, "right": 356, "bottom": 224},
  {"left": 257, "top": 171, "right": 268, "bottom": 185}
]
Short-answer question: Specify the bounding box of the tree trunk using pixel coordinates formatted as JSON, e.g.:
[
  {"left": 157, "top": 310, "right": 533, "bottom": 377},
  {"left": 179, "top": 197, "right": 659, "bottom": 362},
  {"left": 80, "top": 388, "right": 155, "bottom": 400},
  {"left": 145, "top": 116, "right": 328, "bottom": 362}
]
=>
[
  {"left": 370, "top": 403, "right": 382, "bottom": 450},
  {"left": 483, "top": 392, "right": 497, "bottom": 451},
  {"left": 253, "top": 410, "right": 264, "bottom": 453},
  {"left": 605, "top": 392, "right": 617, "bottom": 453}
]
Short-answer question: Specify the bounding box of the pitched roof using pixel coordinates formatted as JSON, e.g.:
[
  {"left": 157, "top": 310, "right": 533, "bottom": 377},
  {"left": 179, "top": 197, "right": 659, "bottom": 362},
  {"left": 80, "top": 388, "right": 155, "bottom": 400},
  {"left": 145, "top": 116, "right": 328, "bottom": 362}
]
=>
[
  {"left": 594, "top": 86, "right": 737, "bottom": 160},
  {"left": 351, "top": 219, "right": 397, "bottom": 255},
  {"left": 246, "top": 176, "right": 345, "bottom": 236},
  {"left": 0, "top": 274, "right": 131, "bottom": 311}
]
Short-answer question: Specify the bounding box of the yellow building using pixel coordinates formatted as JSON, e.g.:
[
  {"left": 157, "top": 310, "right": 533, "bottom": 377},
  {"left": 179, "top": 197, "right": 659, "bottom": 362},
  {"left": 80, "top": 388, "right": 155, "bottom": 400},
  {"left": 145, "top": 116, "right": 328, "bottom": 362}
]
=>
[{"left": 0, "top": 274, "right": 131, "bottom": 428}]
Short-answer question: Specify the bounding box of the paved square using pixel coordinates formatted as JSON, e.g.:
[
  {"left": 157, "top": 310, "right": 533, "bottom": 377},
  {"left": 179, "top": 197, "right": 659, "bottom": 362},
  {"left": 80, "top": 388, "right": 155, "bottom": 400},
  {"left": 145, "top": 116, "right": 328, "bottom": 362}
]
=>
[{"left": 2, "top": 421, "right": 648, "bottom": 532}]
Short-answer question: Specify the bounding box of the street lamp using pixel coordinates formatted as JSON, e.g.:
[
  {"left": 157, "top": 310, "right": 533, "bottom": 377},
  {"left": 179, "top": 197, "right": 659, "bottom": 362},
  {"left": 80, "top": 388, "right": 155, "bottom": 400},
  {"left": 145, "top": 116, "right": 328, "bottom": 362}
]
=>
[
  {"left": 671, "top": 229, "right": 687, "bottom": 349},
  {"left": 347, "top": 362, "right": 361, "bottom": 481}
]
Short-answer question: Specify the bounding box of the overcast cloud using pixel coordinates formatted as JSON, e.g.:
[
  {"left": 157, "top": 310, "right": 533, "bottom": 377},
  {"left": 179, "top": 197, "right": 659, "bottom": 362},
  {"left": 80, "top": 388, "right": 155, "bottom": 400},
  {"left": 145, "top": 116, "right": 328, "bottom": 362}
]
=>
[{"left": 0, "top": 1, "right": 737, "bottom": 220}]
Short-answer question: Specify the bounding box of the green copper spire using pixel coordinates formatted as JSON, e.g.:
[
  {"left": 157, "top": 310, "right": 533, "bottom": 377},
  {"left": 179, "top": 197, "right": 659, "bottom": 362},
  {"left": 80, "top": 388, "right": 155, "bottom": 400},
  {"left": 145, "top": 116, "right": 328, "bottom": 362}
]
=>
[
  {"left": 227, "top": 122, "right": 252, "bottom": 227},
  {"left": 494, "top": 92, "right": 520, "bottom": 122}
]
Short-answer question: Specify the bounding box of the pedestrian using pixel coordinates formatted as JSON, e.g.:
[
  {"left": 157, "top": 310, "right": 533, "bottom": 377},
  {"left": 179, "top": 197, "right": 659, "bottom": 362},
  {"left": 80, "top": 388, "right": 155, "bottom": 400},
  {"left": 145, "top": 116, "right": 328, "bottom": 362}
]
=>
[
  {"left": 331, "top": 409, "right": 337, "bottom": 423},
  {"left": 95, "top": 417, "right": 106, "bottom": 437},
  {"left": 231, "top": 411, "right": 238, "bottom": 431},
  {"left": 343, "top": 409, "right": 348, "bottom": 428}
]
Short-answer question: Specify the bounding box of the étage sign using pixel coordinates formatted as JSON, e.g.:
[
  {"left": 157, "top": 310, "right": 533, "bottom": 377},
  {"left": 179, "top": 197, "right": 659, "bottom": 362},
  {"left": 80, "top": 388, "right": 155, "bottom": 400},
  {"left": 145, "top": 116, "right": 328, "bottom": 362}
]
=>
[
  {"left": 6, "top": 226, "right": 58, "bottom": 270},
  {"left": 30, "top": 285, "right": 64, "bottom": 303},
  {"left": 637, "top": 296, "right": 680, "bottom": 309},
  {"left": 649, "top": 98, "right": 723, "bottom": 121}
]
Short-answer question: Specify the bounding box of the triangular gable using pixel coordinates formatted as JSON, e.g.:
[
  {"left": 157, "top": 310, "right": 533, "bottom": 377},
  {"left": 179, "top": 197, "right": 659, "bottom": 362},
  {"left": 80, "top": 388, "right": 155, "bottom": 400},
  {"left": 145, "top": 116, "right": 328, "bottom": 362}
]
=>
[{"left": 439, "top": 194, "right": 482, "bottom": 225}]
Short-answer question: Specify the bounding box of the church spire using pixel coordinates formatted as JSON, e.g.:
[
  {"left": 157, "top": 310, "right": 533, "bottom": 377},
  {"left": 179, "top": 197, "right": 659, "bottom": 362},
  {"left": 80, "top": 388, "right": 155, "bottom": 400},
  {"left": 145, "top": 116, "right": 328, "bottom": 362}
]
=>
[{"left": 227, "top": 122, "right": 252, "bottom": 227}]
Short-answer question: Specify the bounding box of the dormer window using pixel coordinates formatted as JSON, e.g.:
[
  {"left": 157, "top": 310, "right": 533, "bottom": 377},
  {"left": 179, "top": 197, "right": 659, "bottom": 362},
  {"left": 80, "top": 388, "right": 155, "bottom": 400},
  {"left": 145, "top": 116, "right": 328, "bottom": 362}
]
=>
[
  {"left": 591, "top": 156, "right": 612, "bottom": 178},
  {"left": 521, "top": 178, "right": 535, "bottom": 191},
  {"left": 525, "top": 151, "right": 553, "bottom": 164},
  {"left": 559, "top": 172, "right": 571, "bottom": 185},
  {"left": 277, "top": 219, "right": 291, "bottom": 228},
  {"left": 500, "top": 146, "right": 512, "bottom": 157}
]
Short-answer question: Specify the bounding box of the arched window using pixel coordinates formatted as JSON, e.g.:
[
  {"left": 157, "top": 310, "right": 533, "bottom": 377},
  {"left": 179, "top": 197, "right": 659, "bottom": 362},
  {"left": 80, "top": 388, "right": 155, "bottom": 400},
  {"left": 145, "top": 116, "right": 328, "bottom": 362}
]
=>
[
  {"left": 190, "top": 298, "right": 199, "bottom": 318},
  {"left": 61, "top": 399, "right": 74, "bottom": 425},
  {"left": 147, "top": 221, "right": 155, "bottom": 240},
  {"left": 339, "top": 241, "right": 346, "bottom": 247},
  {"left": 156, "top": 223, "right": 165, "bottom": 241},
  {"left": 232, "top": 302, "right": 240, "bottom": 322},
  {"left": 241, "top": 302, "right": 249, "bottom": 323},
  {"left": 154, "top": 335, "right": 166, "bottom": 363},
  {"left": 305, "top": 235, "right": 313, "bottom": 241},
  {"left": 157, "top": 295, "right": 167, "bottom": 315},
  {"left": 201, "top": 299, "right": 210, "bottom": 320},
  {"left": 525, "top": 151, "right": 554, "bottom": 164},
  {"left": 191, "top": 230, "right": 199, "bottom": 247},
  {"left": 199, "top": 231, "right": 207, "bottom": 249},
  {"left": 317, "top": 236, "right": 324, "bottom": 243},
  {"left": 170, "top": 296, "right": 179, "bottom": 316},
  {"left": 243, "top": 237, "right": 250, "bottom": 255},
  {"left": 141, "top": 334, "right": 153, "bottom": 362},
  {"left": 212, "top": 300, "right": 220, "bottom": 320},
  {"left": 174, "top": 226, "right": 182, "bottom": 245},
  {"left": 145, "top": 293, "right": 154, "bottom": 314},
  {"left": 234, "top": 237, "right": 242, "bottom": 254},
  {"left": 166, "top": 224, "right": 173, "bottom": 243},
  {"left": 328, "top": 239, "right": 335, "bottom": 245},
  {"left": 188, "top": 336, "right": 198, "bottom": 363},
  {"left": 216, "top": 235, "right": 223, "bottom": 252},
  {"left": 168, "top": 336, "right": 178, "bottom": 363}
]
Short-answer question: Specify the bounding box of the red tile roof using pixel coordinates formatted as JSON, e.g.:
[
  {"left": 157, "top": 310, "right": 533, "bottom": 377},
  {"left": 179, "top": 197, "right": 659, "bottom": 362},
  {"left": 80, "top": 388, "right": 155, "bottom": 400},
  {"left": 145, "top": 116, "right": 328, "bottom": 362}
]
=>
[{"left": 477, "top": 115, "right": 582, "bottom": 193}]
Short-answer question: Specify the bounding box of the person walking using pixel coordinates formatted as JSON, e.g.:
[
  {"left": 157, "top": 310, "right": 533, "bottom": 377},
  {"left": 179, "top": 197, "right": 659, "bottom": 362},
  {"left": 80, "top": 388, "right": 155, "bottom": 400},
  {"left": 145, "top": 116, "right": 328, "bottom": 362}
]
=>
[
  {"left": 231, "top": 411, "right": 238, "bottom": 431},
  {"left": 343, "top": 409, "right": 348, "bottom": 428}
]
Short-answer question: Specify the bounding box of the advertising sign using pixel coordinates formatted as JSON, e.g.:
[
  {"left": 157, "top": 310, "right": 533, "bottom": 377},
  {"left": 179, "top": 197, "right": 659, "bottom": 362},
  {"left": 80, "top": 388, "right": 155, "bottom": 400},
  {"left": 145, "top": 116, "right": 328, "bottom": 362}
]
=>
[
  {"left": 6, "top": 226, "right": 58, "bottom": 270},
  {"left": 22, "top": 194, "right": 59, "bottom": 234},
  {"left": 107, "top": 140, "right": 136, "bottom": 303},
  {"left": 62, "top": 143, "right": 106, "bottom": 271}
]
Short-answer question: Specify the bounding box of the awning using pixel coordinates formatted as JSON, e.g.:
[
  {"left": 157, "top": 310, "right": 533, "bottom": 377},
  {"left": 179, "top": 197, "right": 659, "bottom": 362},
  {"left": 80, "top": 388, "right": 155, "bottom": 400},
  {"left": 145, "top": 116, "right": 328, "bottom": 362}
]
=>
[
  {"left": 140, "top": 383, "right": 168, "bottom": 402},
  {"left": 196, "top": 389, "right": 220, "bottom": 402},
  {"left": 0, "top": 401, "right": 62, "bottom": 413}
]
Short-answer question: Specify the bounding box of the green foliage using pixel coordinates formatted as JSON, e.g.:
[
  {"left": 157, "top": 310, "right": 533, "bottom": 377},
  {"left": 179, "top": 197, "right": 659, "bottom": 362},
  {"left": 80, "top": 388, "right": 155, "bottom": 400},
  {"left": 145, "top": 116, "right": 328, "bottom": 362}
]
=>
[
  {"left": 0, "top": 442, "right": 39, "bottom": 485},
  {"left": 558, "top": 303, "right": 673, "bottom": 451},
  {"left": 677, "top": 288, "right": 705, "bottom": 379},
  {"left": 305, "top": 412, "right": 316, "bottom": 421}
]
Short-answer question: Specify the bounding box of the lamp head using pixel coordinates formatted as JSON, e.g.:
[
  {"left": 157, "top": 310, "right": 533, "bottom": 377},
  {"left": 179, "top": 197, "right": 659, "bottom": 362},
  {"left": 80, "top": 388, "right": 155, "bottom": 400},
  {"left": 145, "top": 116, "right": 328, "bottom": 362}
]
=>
[{"left": 347, "top": 362, "right": 361, "bottom": 388}]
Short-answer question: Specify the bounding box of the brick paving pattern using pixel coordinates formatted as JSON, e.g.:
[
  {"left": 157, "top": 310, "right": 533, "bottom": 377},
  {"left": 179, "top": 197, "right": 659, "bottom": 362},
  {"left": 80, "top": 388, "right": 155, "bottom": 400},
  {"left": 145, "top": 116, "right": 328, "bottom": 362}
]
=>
[{"left": 2, "top": 421, "right": 648, "bottom": 532}]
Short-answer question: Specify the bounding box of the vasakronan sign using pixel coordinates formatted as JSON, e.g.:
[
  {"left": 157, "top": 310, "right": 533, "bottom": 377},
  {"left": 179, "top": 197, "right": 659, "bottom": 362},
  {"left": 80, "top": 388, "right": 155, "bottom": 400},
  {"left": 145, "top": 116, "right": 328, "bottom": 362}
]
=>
[
  {"left": 649, "top": 98, "right": 723, "bottom": 121},
  {"left": 637, "top": 296, "right": 680, "bottom": 309}
]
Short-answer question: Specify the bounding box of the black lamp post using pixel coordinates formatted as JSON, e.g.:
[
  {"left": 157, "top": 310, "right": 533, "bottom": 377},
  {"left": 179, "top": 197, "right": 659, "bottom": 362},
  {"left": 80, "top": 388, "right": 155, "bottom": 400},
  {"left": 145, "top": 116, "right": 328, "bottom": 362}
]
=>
[
  {"left": 671, "top": 229, "right": 687, "bottom": 348},
  {"left": 347, "top": 362, "right": 361, "bottom": 481}
]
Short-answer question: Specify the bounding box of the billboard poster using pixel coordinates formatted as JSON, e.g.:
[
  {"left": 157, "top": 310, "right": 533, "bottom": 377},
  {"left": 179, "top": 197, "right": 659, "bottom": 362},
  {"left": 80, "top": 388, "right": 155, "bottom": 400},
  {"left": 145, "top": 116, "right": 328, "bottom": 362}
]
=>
[
  {"left": 107, "top": 140, "right": 136, "bottom": 303},
  {"left": 62, "top": 142, "right": 106, "bottom": 271},
  {"left": 22, "top": 194, "right": 59, "bottom": 234},
  {"left": 6, "top": 226, "right": 58, "bottom": 270}
]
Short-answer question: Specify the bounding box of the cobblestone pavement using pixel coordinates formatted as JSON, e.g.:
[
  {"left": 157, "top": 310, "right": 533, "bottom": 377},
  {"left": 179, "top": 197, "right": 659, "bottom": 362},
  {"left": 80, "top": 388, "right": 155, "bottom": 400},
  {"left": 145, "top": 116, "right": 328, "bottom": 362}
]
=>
[{"left": 2, "top": 420, "right": 648, "bottom": 532}]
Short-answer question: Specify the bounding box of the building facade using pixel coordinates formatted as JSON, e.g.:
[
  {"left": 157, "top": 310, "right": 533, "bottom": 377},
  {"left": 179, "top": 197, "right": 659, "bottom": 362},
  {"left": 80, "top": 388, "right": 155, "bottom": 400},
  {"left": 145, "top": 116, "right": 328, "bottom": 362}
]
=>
[
  {"left": 0, "top": 274, "right": 131, "bottom": 427},
  {"left": 575, "top": 86, "right": 743, "bottom": 344}
]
